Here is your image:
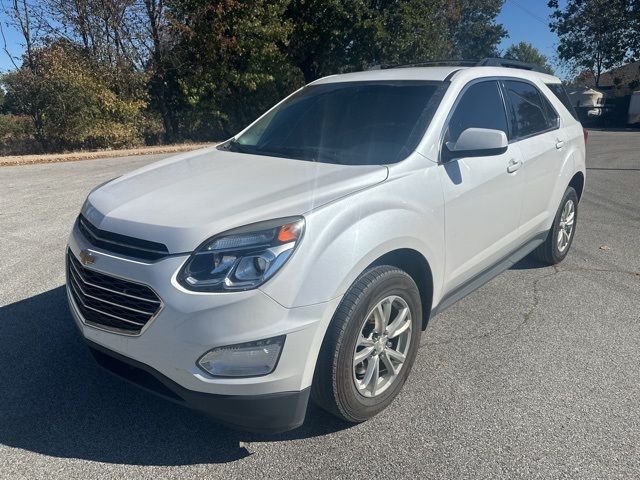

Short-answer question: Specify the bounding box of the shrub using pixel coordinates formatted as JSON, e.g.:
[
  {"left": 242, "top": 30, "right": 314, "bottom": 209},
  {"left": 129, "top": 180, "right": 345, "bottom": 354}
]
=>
[
  {"left": 2, "top": 40, "right": 148, "bottom": 153},
  {"left": 0, "top": 114, "right": 37, "bottom": 155}
]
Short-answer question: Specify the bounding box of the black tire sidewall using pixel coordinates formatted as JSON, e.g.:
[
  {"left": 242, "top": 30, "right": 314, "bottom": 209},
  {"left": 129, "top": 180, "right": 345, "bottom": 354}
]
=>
[
  {"left": 333, "top": 268, "right": 422, "bottom": 422},
  {"left": 549, "top": 187, "right": 579, "bottom": 263}
]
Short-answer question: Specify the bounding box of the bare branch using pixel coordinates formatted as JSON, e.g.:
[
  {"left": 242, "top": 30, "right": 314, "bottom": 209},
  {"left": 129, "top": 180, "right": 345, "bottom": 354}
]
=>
[{"left": 0, "top": 20, "right": 20, "bottom": 69}]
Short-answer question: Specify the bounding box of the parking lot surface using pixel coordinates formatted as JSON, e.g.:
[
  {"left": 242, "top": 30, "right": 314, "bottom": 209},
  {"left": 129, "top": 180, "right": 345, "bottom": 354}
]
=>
[{"left": 1, "top": 130, "right": 639, "bottom": 479}]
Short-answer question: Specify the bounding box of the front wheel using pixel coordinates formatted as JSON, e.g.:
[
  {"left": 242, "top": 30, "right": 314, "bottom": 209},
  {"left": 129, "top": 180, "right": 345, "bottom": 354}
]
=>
[
  {"left": 531, "top": 186, "right": 579, "bottom": 265},
  {"left": 311, "top": 266, "right": 422, "bottom": 423}
]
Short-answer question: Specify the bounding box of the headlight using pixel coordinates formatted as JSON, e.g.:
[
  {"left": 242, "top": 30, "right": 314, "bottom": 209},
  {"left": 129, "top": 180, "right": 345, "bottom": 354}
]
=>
[{"left": 178, "top": 217, "right": 304, "bottom": 292}]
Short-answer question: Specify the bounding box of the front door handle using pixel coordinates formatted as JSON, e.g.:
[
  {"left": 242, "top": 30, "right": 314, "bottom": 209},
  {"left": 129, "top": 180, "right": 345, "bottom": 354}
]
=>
[
  {"left": 507, "top": 158, "right": 521, "bottom": 173},
  {"left": 555, "top": 140, "right": 565, "bottom": 149}
]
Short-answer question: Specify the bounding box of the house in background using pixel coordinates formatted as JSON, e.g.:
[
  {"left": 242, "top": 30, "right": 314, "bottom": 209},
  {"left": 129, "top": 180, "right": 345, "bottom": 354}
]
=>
[
  {"left": 597, "top": 60, "right": 640, "bottom": 96},
  {"left": 573, "top": 61, "right": 640, "bottom": 126}
]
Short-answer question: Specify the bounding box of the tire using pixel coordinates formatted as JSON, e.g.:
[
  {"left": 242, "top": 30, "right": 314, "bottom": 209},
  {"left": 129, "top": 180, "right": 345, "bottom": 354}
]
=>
[
  {"left": 311, "top": 265, "right": 422, "bottom": 423},
  {"left": 530, "top": 186, "right": 579, "bottom": 265}
]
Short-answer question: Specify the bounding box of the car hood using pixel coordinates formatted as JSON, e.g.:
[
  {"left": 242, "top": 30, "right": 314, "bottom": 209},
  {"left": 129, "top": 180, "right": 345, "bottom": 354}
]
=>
[{"left": 84, "top": 146, "right": 388, "bottom": 253}]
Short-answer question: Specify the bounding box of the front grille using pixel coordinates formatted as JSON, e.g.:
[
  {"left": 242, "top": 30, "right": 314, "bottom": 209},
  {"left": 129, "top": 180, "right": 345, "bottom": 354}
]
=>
[
  {"left": 67, "top": 250, "right": 162, "bottom": 334},
  {"left": 77, "top": 214, "right": 170, "bottom": 261}
]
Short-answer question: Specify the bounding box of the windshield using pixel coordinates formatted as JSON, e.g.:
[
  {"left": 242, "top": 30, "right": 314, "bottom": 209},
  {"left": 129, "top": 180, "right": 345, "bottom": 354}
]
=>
[{"left": 225, "top": 80, "right": 445, "bottom": 165}]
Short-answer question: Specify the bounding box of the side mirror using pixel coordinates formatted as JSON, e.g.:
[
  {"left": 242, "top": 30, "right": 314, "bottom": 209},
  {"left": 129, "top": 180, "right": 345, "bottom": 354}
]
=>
[{"left": 443, "top": 128, "right": 508, "bottom": 161}]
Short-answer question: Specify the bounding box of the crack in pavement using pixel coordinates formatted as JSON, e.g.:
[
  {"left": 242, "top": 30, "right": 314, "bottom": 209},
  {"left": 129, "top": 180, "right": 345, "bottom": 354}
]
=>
[
  {"left": 421, "top": 262, "right": 639, "bottom": 350},
  {"left": 421, "top": 269, "right": 560, "bottom": 349}
]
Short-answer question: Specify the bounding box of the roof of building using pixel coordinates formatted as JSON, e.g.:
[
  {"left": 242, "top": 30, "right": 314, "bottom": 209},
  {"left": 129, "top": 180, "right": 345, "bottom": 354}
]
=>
[{"left": 598, "top": 60, "right": 640, "bottom": 89}]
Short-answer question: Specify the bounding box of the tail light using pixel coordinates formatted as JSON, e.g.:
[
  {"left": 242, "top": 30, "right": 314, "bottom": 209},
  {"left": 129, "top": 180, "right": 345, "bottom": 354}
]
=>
[{"left": 583, "top": 128, "right": 589, "bottom": 143}]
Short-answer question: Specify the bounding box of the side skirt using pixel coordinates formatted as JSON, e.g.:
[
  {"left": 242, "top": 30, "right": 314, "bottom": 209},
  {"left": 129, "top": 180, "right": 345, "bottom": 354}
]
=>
[{"left": 430, "top": 231, "right": 547, "bottom": 317}]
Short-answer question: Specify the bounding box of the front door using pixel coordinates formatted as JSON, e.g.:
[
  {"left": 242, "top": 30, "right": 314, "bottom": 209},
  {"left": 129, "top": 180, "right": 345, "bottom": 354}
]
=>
[{"left": 438, "top": 80, "right": 524, "bottom": 294}]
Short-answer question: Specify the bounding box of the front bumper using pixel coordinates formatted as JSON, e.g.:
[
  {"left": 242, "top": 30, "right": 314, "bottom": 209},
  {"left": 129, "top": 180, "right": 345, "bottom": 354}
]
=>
[
  {"left": 67, "top": 224, "right": 341, "bottom": 431},
  {"left": 87, "top": 339, "right": 310, "bottom": 432}
]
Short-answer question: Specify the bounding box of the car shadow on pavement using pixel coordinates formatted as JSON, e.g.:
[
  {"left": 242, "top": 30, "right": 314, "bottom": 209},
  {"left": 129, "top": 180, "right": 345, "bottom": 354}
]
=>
[
  {"left": 0, "top": 287, "right": 350, "bottom": 466},
  {"left": 510, "top": 257, "right": 549, "bottom": 270}
]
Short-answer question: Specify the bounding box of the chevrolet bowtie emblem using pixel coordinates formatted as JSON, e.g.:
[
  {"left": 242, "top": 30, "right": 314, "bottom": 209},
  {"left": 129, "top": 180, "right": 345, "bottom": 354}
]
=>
[{"left": 79, "top": 249, "right": 96, "bottom": 266}]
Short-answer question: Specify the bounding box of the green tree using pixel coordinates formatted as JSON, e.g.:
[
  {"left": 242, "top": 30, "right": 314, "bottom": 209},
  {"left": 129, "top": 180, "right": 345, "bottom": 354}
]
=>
[
  {"left": 448, "top": 0, "right": 507, "bottom": 59},
  {"left": 549, "top": 0, "right": 632, "bottom": 86},
  {"left": 367, "top": 0, "right": 452, "bottom": 67},
  {"left": 167, "top": 0, "right": 304, "bottom": 139},
  {"left": 630, "top": 0, "right": 640, "bottom": 58},
  {"left": 284, "top": 0, "right": 370, "bottom": 82},
  {"left": 504, "top": 42, "right": 554, "bottom": 74},
  {"left": 283, "top": 0, "right": 507, "bottom": 79},
  {"left": 284, "top": 0, "right": 453, "bottom": 82},
  {"left": 143, "top": 0, "right": 176, "bottom": 143},
  {"left": 0, "top": 0, "right": 513, "bottom": 152}
]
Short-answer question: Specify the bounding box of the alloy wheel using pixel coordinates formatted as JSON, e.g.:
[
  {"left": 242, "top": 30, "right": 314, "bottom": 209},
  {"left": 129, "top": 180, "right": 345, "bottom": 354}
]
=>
[
  {"left": 352, "top": 295, "right": 412, "bottom": 398},
  {"left": 557, "top": 199, "right": 575, "bottom": 252}
]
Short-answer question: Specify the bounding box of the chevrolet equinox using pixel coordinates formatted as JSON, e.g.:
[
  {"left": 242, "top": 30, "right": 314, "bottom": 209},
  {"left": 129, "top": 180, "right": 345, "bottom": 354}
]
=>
[{"left": 66, "top": 60, "right": 586, "bottom": 432}]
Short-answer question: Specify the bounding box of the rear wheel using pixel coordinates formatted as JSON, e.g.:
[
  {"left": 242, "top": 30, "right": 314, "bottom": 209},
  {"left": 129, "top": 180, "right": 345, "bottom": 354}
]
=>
[
  {"left": 531, "top": 187, "right": 578, "bottom": 265},
  {"left": 311, "top": 266, "right": 422, "bottom": 422}
]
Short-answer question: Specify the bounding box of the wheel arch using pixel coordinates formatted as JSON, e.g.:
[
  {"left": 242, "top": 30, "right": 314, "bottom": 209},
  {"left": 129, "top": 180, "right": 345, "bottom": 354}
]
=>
[
  {"left": 367, "top": 248, "right": 434, "bottom": 330},
  {"left": 569, "top": 170, "right": 585, "bottom": 201}
]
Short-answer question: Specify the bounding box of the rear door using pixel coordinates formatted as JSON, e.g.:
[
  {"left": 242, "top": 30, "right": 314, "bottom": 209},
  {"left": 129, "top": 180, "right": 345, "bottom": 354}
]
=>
[
  {"left": 438, "top": 80, "right": 524, "bottom": 293},
  {"left": 501, "top": 79, "right": 563, "bottom": 235}
]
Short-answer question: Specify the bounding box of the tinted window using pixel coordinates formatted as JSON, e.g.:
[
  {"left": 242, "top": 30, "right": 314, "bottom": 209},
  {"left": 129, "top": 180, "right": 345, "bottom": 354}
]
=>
[
  {"left": 504, "top": 80, "right": 557, "bottom": 138},
  {"left": 228, "top": 81, "right": 445, "bottom": 165},
  {"left": 540, "top": 92, "right": 560, "bottom": 129},
  {"left": 546, "top": 83, "right": 579, "bottom": 120},
  {"left": 447, "top": 81, "right": 508, "bottom": 142}
]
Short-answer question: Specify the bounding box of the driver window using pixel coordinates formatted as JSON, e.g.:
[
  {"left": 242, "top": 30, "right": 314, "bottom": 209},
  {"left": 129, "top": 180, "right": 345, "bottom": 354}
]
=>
[{"left": 446, "top": 81, "right": 509, "bottom": 144}]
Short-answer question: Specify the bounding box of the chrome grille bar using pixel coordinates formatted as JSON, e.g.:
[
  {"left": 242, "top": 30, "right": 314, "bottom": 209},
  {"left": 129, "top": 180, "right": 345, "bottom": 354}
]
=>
[
  {"left": 67, "top": 256, "right": 160, "bottom": 305},
  {"left": 68, "top": 269, "right": 156, "bottom": 316},
  {"left": 68, "top": 280, "right": 146, "bottom": 327},
  {"left": 66, "top": 249, "right": 163, "bottom": 334}
]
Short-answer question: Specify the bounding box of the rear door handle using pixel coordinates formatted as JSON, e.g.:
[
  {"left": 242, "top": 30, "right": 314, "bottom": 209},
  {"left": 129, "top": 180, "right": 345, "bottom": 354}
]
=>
[
  {"left": 507, "top": 158, "right": 521, "bottom": 173},
  {"left": 555, "top": 140, "right": 565, "bottom": 149}
]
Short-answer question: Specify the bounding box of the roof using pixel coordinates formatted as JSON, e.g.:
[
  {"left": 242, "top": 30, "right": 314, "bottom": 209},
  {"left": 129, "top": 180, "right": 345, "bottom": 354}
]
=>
[
  {"left": 598, "top": 60, "right": 640, "bottom": 89},
  {"left": 311, "top": 66, "right": 560, "bottom": 86},
  {"left": 311, "top": 67, "right": 462, "bottom": 84}
]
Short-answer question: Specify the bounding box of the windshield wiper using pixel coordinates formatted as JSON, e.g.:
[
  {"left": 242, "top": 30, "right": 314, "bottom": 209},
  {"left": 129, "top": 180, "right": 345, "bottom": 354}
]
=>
[
  {"left": 257, "top": 145, "right": 345, "bottom": 163},
  {"left": 315, "top": 148, "right": 343, "bottom": 164},
  {"left": 222, "top": 139, "right": 252, "bottom": 153}
]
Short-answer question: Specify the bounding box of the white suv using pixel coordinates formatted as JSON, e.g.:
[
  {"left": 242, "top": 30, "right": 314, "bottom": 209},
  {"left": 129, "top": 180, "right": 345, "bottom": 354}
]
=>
[{"left": 66, "top": 61, "right": 586, "bottom": 432}]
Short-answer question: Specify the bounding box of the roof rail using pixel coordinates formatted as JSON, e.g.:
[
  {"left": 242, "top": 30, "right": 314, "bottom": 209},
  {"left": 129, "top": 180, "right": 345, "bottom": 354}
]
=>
[
  {"left": 478, "top": 57, "right": 548, "bottom": 73},
  {"left": 369, "top": 57, "right": 549, "bottom": 74},
  {"left": 374, "top": 60, "right": 478, "bottom": 70}
]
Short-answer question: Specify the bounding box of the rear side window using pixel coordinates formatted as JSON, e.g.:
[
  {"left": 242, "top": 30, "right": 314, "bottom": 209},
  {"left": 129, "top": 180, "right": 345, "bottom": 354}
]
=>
[
  {"left": 503, "top": 80, "right": 558, "bottom": 139},
  {"left": 447, "top": 80, "right": 508, "bottom": 142},
  {"left": 546, "top": 83, "right": 579, "bottom": 120},
  {"left": 541, "top": 93, "right": 560, "bottom": 130}
]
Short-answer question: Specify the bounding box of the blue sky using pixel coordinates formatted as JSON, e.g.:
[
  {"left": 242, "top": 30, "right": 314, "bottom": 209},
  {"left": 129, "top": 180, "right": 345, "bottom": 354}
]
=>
[
  {"left": 497, "top": 0, "right": 568, "bottom": 77},
  {"left": 1, "top": 1, "right": 566, "bottom": 75}
]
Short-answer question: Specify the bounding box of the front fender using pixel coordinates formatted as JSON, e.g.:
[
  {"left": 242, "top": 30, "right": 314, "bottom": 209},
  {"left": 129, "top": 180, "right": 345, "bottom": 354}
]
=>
[{"left": 261, "top": 167, "right": 445, "bottom": 309}]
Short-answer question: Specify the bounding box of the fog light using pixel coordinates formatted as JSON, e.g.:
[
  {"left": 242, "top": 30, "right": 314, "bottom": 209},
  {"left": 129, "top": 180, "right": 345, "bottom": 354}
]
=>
[{"left": 197, "top": 336, "right": 285, "bottom": 377}]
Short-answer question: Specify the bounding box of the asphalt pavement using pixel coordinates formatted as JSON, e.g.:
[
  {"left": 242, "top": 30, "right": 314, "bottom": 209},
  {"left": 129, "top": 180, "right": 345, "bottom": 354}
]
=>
[{"left": 1, "top": 130, "right": 639, "bottom": 479}]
